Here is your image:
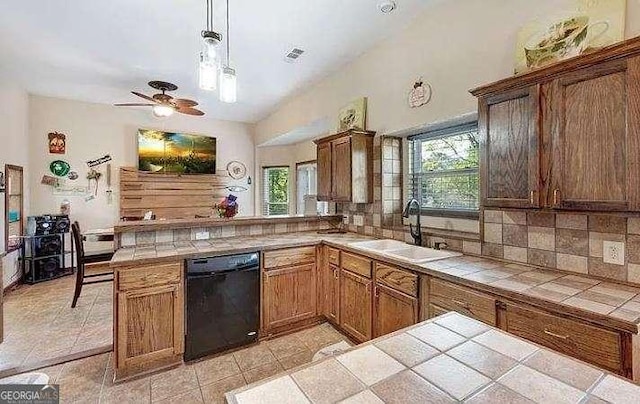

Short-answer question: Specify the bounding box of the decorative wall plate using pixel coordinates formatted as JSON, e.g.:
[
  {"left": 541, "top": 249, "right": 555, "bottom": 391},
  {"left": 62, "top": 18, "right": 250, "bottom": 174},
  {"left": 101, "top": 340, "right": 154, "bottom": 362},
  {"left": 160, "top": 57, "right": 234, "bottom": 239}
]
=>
[
  {"left": 226, "top": 161, "right": 247, "bottom": 179},
  {"left": 50, "top": 160, "right": 71, "bottom": 177},
  {"left": 409, "top": 79, "right": 432, "bottom": 108}
]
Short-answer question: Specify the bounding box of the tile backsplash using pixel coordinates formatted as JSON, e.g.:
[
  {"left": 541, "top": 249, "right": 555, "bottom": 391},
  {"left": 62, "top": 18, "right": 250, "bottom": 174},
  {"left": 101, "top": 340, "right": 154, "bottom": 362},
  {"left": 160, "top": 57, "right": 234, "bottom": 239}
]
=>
[
  {"left": 482, "top": 209, "right": 640, "bottom": 285},
  {"left": 119, "top": 218, "right": 337, "bottom": 248}
]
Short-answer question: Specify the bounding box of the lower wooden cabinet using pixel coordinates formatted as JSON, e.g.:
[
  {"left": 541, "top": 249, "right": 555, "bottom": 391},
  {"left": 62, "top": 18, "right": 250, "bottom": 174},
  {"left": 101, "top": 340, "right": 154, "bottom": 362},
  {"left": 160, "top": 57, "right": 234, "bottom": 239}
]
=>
[
  {"left": 373, "top": 283, "right": 418, "bottom": 338},
  {"left": 503, "top": 303, "right": 627, "bottom": 376},
  {"left": 340, "top": 269, "right": 373, "bottom": 343},
  {"left": 323, "top": 263, "right": 340, "bottom": 324},
  {"left": 263, "top": 263, "right": 317, "bottom": 331},
  {"left": 114, "top": 261, "right": 184, "bottom": 380}
]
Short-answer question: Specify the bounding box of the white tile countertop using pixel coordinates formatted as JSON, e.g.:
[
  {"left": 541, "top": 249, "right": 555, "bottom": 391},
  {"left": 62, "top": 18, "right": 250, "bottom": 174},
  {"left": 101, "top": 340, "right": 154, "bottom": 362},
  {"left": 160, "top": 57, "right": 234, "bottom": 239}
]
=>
[{"left": 226, "top": 312, "right": 640, "bottom": 404}]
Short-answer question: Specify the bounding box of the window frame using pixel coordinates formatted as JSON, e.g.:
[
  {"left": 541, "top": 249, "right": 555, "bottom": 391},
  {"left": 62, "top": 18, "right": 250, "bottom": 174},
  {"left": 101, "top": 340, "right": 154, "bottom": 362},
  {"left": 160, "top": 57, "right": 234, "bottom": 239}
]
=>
[
  {"left": 408, "top": 122, "right": 480, "bottom": 220},
  {"left": 262, "top": 165, "right": 290, "bottom": 216}
]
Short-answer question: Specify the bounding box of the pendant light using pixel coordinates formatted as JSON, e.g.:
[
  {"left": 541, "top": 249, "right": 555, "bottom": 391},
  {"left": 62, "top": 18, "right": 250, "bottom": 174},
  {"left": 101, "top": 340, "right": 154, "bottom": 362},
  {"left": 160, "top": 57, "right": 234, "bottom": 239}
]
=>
[
  {"left": 199, "top": 0, "right": 221, "bottom": 91},
  {"left": 219, "top": 0, "right": 237, "bottom": 103}
]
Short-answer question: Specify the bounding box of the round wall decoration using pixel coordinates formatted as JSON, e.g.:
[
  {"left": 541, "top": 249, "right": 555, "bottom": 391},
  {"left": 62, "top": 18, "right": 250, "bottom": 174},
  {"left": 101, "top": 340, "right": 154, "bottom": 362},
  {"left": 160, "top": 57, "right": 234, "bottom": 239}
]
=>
[
  {"left": 49, "top": 160, "right": 71, "bottom": 177},
  {"left": 226, "top": 161, "right": 247, "bottom": 180},
  {"left": 408, "top": 79, "right": 432, "bottom": 108}
]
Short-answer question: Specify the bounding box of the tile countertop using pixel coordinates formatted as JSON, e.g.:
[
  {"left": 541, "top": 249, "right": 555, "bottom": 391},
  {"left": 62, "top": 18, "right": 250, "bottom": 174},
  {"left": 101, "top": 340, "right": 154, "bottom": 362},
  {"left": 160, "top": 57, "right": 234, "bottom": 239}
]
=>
[
  {"left": 225, "top": 312, "right": 640, "bottom": 404},
  {"left": 110, "top": 231, "right": 640, "bottom": 333}
]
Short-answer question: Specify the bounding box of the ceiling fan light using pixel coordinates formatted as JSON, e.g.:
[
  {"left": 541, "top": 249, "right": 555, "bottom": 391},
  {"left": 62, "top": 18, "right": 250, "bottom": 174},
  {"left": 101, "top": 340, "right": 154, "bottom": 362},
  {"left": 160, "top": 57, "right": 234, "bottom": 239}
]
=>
[
  {"left": 220, "top": 66, "right": 237, "bottom": 103},
  {"left": 152, "top": 104, "right": 174, "bottom": 118},
  {"left": 199, "top": 52, "right": 218, "bottom": 91}
]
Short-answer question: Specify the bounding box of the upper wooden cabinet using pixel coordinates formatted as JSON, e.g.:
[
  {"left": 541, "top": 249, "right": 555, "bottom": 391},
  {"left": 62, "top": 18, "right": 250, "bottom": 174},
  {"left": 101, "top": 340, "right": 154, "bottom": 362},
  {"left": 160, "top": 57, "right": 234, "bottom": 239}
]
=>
[
  {"left": 471, "top": 37, "right": 640, "bottom": 212},
  {"left": 315, "top": 129, "right": 375, "bottom": 203},
  {"left": 545, "top": 58, "right": 640, "bottom": 211},
  {"left": 479, "top": 86, "right": 540, "bottom": 208}
]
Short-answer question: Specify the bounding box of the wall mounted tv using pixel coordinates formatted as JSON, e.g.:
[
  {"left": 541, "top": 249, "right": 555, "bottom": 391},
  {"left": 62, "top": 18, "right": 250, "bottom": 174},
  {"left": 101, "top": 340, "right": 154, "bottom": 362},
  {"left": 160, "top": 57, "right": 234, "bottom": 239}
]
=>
[{"left": 137, "top": 129, "right": 217, "bottom": 174}]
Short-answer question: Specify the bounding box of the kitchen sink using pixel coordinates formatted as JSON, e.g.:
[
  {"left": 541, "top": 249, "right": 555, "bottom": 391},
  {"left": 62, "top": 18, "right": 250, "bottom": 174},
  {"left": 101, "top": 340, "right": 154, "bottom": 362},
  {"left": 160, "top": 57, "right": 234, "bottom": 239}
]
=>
[
  {"left": 348, "top": 239, "right": 408, "bottom": 251},
  {"left": 349, "top": 239, "right": 461, "bottom": 263},
  {"left": 384, "top": 246, "right": 460, "bottom": 262}
]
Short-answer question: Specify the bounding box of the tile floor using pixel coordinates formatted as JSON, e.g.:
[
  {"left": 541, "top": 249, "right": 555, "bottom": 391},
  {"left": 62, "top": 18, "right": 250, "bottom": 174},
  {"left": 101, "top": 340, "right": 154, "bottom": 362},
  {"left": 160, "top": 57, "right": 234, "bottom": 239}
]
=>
[
  {"left": 1, "top": 274, "right": 113, "bottom": 372},
  {"left": 0, "top": 322, "right": 350, "bottom": 403}
]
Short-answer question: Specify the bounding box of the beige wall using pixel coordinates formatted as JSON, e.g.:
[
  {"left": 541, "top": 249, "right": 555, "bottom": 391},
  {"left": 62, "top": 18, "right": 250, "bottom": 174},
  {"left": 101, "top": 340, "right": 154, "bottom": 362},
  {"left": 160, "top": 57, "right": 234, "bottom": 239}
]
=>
[
  {"left": 254, "top": 0, "right": 640, "bottom": 234},
  {"left": 0, "top": 82, "right": 30, "bottom": 287},
  {"left": 256, "top": 0, "right": 640, "bottom": 142},
  {"left": 255, "top": 140, "right": 316, "bottom": 215},
  {"left": 28, "top": 96, "right": 255, "bottom": 233}
]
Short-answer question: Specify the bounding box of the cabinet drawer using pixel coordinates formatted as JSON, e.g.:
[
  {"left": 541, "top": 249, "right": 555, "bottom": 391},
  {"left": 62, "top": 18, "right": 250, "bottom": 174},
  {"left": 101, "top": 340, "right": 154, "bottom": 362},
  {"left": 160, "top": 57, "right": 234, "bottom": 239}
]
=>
[
  {"left": 263, "top": 246, "right": 316, "bottom": 269},
  {"left": 375, "top": 263, "right": 418, "bottom": 297},
  {"left": 342, "top": 252, "right": 372, "bottom": 278},
  {"left": 428, "top": 303, "right": 451, "bottom": 319},
  {"left": 328, "top": 248, "right": 340, "bottom": 266},
  {"left": 430, "top": 279, "right": 497, "bottom": 325},
  {"left": 117, "top": 262, "right": 182, "bottom": 291},
  {"left": 504, "top": 304, "right": 623, "bottom": 374}
]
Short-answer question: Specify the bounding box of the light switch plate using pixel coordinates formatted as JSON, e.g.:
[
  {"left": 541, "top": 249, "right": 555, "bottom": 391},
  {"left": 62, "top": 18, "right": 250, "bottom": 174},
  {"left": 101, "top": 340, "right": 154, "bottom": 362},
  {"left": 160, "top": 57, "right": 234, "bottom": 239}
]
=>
[
  {"left": 603, "top": 240, "right": 625, "bottom": 265},
  {"left": 195, "top": 231, "right": 210, "bottom": 241}
]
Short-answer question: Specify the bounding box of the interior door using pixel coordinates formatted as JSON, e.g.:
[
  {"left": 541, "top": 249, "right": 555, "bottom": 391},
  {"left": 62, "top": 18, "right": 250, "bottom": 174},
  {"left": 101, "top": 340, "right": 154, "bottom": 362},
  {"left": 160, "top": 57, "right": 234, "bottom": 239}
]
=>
[
  {"left": 545, "top": 57, "right": 640, "bottom": 211},
  {"left": 479, "top": 86, "right": 540, "bottom": 208}
]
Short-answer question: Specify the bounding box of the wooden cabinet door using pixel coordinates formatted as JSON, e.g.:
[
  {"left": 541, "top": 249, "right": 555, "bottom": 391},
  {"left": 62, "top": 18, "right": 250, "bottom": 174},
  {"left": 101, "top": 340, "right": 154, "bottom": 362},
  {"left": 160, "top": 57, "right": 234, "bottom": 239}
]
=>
[
  {"left": 373, "top": 283, "right": 418, "bottom": 338},
  {"left": 545, "top": 58, "right": 640, "bottom": 211},
  {"left": 263, "top": 264, "right": 317, "bottom": 330},
  {"left": 323, "top": 264, "right": 340, "bottom": 324},
  {"left": 317, "top": 142, "right": 332, "bottom": 201},
  {"left": 116, "top": 283, "right": 184, "bottom": 371},
  {"left": 332, "top": 137, "right": 352, "bottom": 202},
  {"left": 479, "top": 85, "right": 541, "bottom": 208},
  {"left": 339, "top": 269, "right": 372, "bottom": 342}
]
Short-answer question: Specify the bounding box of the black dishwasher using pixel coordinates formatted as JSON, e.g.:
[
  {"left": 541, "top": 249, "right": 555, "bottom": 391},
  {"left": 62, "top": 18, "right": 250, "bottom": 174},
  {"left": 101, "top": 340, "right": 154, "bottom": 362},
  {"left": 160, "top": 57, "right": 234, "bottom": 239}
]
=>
[{"left": 185, "top": 252, "right": 260, "bottom": 361}]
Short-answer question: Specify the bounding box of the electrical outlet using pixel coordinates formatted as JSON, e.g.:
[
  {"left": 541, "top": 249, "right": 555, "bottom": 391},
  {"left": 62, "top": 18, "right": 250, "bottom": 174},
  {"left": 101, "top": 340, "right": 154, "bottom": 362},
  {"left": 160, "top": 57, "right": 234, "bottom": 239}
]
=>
[
  {"left": 603, "top": 240, "right": 625, "bottom": 265},
  {"left": 195, "top": 231, "right": 210, "bottom": 241}
]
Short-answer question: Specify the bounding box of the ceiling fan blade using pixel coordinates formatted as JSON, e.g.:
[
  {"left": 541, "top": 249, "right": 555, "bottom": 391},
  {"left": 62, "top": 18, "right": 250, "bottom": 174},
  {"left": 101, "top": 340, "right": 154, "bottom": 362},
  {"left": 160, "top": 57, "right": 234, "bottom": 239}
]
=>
[
  {"left": 114, "top": 103, "right": 154, "bottom": 107},
  {"left": 173, "top": 98, "right": 198, "bottom": 107},
  {"left": 176, "top": 107, "right": 205, "bottom": 116},
  {"left": 132, "top": 91, "right": 158, "bottom": 103}
]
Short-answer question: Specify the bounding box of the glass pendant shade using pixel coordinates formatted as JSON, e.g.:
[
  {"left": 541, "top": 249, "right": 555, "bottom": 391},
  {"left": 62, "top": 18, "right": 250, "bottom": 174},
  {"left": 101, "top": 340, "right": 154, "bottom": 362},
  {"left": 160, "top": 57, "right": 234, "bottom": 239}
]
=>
[
  {"left": 199, "top": 51, "right": 218, "bottom": 91},
  {"left": 152, "top": 104, "right": 174, "bottom": 118},
  {"left": 219, "top": 66, "right": 237, "bottom": 103}
]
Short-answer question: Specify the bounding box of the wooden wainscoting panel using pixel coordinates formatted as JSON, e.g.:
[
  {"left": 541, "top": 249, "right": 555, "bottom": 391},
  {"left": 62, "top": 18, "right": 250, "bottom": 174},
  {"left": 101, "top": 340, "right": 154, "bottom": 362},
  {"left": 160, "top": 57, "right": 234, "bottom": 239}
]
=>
[{"left": 119, "top": 167, "right": 228, "bottom": 219}]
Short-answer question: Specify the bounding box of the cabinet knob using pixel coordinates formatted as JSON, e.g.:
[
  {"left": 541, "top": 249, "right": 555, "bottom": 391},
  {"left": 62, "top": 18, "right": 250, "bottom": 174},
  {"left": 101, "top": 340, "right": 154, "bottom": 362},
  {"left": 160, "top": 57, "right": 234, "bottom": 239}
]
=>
[{"left": 530, "top": 190, "right": 535, "bottom": 205}]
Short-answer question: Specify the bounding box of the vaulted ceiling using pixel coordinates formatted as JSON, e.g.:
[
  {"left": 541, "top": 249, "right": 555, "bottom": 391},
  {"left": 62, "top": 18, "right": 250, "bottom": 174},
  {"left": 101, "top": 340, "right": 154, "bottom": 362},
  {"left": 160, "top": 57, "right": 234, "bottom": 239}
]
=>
[{"left": 0, "top": 0, "right": 431, "bottom": 122}]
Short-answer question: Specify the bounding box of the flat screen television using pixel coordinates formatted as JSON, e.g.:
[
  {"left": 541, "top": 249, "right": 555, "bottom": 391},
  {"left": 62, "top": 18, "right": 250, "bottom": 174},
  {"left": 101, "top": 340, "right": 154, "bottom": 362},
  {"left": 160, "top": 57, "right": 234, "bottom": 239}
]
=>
[{"left": 137, "top": 129, "right": 217, "bottom": 174}]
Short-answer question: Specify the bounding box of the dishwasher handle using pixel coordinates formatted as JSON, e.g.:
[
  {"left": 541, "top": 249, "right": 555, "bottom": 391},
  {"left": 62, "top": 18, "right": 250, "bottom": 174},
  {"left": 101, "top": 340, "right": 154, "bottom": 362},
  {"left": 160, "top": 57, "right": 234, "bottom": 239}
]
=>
[{"left": 187, "top": 265, "right": 258, "bottom": 278}]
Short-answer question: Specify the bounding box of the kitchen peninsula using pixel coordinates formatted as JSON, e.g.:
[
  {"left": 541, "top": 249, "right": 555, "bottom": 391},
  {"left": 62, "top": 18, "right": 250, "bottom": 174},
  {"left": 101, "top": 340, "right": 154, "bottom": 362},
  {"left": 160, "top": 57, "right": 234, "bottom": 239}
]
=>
[{"left": 226, "top": 311, "right": 640, "bottom": 403}]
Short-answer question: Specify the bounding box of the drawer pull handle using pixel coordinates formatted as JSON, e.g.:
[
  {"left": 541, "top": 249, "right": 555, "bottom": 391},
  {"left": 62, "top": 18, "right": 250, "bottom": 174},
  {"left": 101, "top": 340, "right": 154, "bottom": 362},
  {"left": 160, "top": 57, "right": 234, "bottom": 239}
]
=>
[
  {"left": 452, "top": 299, "right": 470, "bottom": 309},
  {"left": 553, "top": 189, "right": 561, "bottom": 206},
  {"left": 544, "top": 329, "right": 569, "bottom": 340},
  {"left": 530, "top": 190, "right": 535, "bottom": 205}
]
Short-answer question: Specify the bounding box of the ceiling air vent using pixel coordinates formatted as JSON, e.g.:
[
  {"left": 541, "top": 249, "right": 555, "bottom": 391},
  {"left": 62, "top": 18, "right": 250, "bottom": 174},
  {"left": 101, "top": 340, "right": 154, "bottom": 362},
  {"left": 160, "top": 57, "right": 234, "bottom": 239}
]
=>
[{"left": 284, "top": 48, "right": 305, "bottom": 63}]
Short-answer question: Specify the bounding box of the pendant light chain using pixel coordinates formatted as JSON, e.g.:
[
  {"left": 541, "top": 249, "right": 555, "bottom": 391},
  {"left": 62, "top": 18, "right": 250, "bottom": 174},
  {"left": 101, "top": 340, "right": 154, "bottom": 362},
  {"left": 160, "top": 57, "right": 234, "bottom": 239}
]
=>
[{"left": 226, "top": 0, "right": 230, "bottom": 66}]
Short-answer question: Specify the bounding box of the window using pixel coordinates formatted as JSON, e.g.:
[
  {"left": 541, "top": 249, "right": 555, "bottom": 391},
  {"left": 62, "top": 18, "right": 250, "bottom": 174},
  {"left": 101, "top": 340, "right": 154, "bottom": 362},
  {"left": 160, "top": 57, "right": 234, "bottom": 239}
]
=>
[
  {"left": 296, "top": 161, "right": 329, "bottom": 215},
  {"left": 5, "top": 164, "right": 24, "bottom": 252},
  {"left": 262, "top": 166, "right": 290, "bottom": 216},
  {"left": 408, "top": 122, "right": 479, "bottom": 217}
]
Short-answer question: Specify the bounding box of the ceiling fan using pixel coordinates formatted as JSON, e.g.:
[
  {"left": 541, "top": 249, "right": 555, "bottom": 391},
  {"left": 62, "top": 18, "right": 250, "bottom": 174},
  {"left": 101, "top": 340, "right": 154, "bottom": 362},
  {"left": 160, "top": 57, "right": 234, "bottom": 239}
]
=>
[{"left": 114, "top": 81, "right": 204, "bottom": 117}]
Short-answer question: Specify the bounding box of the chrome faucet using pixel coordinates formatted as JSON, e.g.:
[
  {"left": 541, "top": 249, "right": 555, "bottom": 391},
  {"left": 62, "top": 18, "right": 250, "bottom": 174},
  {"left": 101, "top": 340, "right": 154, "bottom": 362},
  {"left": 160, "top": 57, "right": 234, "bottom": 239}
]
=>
[{"left": 402, "top": 199, "right": 422, "bottom": 246}]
